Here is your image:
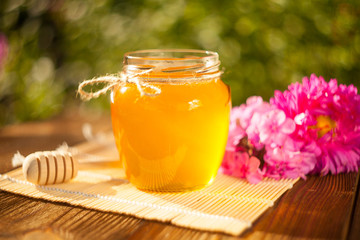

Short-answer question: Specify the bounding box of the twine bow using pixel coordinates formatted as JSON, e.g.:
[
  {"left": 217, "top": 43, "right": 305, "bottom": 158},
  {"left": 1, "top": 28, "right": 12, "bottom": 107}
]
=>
[{"left": 77, "top": 69, "right": 161, "bottom": 101}]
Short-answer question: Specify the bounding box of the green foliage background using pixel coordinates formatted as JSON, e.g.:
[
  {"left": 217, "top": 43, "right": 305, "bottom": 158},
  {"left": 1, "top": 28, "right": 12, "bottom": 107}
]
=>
[{"left": 0, "top": 0, "right": 359, "bottom": 125}]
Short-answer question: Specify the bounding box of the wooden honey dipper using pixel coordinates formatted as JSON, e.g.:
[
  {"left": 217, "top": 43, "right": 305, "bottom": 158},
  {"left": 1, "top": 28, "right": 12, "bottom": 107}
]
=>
[
  {"left": 22, "top": 150, "right": 79, "bottom": 185},
  {"left": 13, "top": 131, "right": 119, "bottom": 185}
]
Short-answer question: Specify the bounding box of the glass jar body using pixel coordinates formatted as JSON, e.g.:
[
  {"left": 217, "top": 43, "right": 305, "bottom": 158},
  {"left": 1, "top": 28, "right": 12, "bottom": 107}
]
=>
[{"left": 110, "top": 50, "right": 230, "bottom": 192}]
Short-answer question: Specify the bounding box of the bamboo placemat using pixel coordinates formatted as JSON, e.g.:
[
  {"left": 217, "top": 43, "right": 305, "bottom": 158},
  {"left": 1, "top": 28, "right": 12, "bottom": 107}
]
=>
[{"left": 0, "top": 139, "right": 298, "bottom": 236}]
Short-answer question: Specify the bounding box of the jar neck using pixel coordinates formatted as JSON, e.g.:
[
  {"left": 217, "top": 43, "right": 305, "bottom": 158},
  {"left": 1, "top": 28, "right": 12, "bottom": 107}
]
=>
[{"left": 122, "top": 49, "right": 221, "bottom": 82}]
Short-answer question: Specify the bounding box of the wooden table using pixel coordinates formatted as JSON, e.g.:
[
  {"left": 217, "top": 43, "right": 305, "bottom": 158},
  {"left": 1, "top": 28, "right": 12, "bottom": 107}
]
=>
[{"left": 1, "top": 109, "right": 359, "bottom": 240}]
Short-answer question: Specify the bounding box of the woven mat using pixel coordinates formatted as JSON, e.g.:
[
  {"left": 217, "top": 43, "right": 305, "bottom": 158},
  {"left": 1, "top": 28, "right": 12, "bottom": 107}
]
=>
[{"left": 0, "top": 138, "right": 298, "bottom": 236}]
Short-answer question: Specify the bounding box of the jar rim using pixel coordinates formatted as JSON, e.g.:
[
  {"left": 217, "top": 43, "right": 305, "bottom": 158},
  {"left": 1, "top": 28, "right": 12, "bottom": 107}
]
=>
[
  {"left": 124, "top": 49, "right": 219, "bottom": 62},
  {"left": 122, "top": 49, "right": 221, "bottom": 81}
]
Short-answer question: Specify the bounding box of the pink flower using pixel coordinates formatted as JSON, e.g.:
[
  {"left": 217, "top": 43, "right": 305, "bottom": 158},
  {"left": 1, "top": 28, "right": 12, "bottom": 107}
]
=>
[
  {"left": 258, "top": 109, "right": 296, "bottom": 146},
  {"left": 221, "top": 151, "right": 263, "bottom": 184},
  {"left": 263, "top": 137, "right": 317, "bottom": 179},
  {"left": 242, "top": 97, "right": 274, "bottom": 150},
  {"left": 226, "top": 106, "right": 247, "bottom": 151},
  {"left": 236, "top": 96, "right": 272, "bottom": 129},
  {"left": 271, "top": 74, "right": 360, "bottom": 175},
  {"left": 226, "top": 124, "right": 246, "bottom": 152},
  {"left": 222, "top": 74, "right": 360, "bottom": 184}
]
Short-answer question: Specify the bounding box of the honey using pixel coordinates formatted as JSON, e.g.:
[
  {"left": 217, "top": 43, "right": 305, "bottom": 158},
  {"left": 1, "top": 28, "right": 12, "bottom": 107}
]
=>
[{"left": 110, "top": 50, "right": 230, "bottom": 192}]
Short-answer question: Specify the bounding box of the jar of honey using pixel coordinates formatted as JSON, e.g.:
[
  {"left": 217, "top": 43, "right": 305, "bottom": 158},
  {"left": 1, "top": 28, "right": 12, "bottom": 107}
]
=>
[{"left": 110, "top": 49, "right": 231, "bottom": 192}]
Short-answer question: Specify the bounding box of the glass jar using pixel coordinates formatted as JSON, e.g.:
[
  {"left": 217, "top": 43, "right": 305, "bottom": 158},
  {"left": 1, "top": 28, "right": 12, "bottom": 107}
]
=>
[{"left": 110, "top": 49, "right": 231, "bottom": 192}]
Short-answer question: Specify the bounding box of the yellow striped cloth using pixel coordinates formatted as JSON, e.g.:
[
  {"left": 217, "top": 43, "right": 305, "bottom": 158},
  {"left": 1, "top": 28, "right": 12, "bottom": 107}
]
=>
[
  {"left": 0, "top": 137, "right": 298, "bottom": 236},
  {"left": 0, "top": 162, "right": 297, "bottom": 236}
]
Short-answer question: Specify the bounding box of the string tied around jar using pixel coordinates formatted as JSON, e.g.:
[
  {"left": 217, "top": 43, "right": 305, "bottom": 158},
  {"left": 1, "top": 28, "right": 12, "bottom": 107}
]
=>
[
  {"left": 77, "top": 69, "right": 161, "bottom": 101},
  {"left": 77, "top": 49, "right": 223, "bottom": 101}
]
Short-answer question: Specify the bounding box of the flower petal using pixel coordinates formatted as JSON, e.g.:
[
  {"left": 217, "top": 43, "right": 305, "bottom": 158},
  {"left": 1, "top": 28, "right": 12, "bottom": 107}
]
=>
[
  {"left": 281, "top": 118, "right": 296, "bottom": 134},
  {"left": 246, "top": 170, "right": 263, "bottom": 184}
]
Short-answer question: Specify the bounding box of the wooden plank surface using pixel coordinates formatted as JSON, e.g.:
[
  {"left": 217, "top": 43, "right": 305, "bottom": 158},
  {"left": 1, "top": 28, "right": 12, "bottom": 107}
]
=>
[
  {"left": 0, "top": 108, "right": 359, "bottom": 240},
  {"left": 347, "top": 172, "right": 360, "bottom": 240}
]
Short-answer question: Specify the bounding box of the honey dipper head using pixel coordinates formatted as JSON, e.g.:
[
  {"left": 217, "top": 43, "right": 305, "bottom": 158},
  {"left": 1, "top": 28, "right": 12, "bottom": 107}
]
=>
[{"left": 22, "top": 151, "right": 78, "bottom": 185}]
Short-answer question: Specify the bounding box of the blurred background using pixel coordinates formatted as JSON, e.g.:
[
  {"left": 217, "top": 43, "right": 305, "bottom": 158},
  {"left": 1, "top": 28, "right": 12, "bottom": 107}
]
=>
[{"left": 0, "top": 0, "right": 359, "bottom": 126}]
